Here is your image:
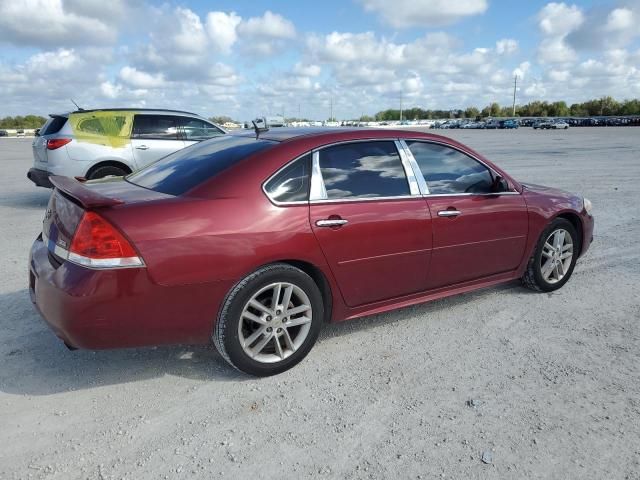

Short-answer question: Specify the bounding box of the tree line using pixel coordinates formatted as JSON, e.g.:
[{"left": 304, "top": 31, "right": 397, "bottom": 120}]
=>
[
  {"left": 0, "top": 115, "right": 48, "bottom": 129},
  {"left": 368, "top": 97, "right": 640, "bottom": 121}
]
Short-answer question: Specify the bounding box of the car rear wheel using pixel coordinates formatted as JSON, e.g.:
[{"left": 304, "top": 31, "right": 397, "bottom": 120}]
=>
[
  {"left": 88, "top": 165, "right": 129, "bottom": 180},
  {"left": 213, "top": 263, "right": 323, "bottom": 376},
  {"left": 522, "top": 218, "right": 578, "bottom": 292}
]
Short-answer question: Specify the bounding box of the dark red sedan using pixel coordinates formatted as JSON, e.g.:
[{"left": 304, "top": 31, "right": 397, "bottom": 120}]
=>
[{"left": 29, "top": 128, "right": 594, "bottom": 375}]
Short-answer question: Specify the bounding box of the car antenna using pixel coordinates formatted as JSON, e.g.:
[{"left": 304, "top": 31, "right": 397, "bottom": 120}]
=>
[{"left": 70, "top": 98, "right": 84, "bottom": 111}]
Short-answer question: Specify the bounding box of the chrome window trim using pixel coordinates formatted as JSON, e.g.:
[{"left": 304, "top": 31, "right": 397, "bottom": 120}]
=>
[
  {"left": 262, "top": 152, "right": 312, "bottom": 206},
  {"left": 310, "top": 150, "right": 327, "bottom": 201},
  {"left": 394, "top": 140, "right": 421, "bottom": 196},
  {"left": 398, "top": 139, "right": 429, "bottom": 195},
  {"left": 402, "top": 138, "right": 522, "bottom": 197},
  {"left": 309, "top": 195, "right": 423, "bottom": 205}
]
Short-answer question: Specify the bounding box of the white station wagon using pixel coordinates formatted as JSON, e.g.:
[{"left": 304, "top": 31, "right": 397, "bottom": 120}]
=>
[{"left": 28, "top": 108, "right": 225, "bottom": 187}]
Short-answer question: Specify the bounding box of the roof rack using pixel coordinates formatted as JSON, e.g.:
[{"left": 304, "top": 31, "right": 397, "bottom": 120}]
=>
[{"left": 69, "top": 108, "right": 199, "bottom": 115}]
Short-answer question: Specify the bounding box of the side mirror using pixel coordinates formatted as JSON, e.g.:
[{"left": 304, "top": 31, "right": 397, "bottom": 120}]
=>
[{"left": 491, "top": 175, "right": 509, "bottom": 193}]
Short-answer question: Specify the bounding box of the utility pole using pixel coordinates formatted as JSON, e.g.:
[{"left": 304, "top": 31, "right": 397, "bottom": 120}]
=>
[
  {"left": 330, "top": 94, "right": 333, "bottom": 122},
  {"left": 512, "top": 75, "right": 518, "bottom": 117},
  {"left": 399, "top": 89, "right": 403, "bottom": 122}
]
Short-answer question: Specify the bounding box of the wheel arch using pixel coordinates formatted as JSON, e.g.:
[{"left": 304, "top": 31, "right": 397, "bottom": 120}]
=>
[
  {"left": 277, "top": 260, "right": 333, "bottom": 324},
  {"left": 85, "top": 160, "right": 133, "bottom": 179},
  {"left": 554, "top": 212, "right": 583, "bottom": 253}
]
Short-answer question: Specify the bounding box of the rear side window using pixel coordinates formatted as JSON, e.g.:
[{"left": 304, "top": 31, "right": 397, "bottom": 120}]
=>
[
  {"left": 127, "top": 135, "right": 276, "bottom": 195},
  {"left": 180, "top": 117, "right": 224, "bottom": 141},
  {"left": 406, "top": 141, "right": 494, "bottom": 194},
  {"left": 318, "top": 141, "right": 409, "bottom": 199},
  {"left": 41, "top": 116, "right": 67, "bottom": 135},
  {"left": 132, "top": 115, "right": 179, "bottom": 140},
  {"left": 264, "top": 154, "right": 311, "bottom": 203}
]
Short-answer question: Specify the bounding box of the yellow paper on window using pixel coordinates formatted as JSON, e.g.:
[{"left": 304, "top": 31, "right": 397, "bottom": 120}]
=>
[{"left": 68, "top": 111, "right": 135, "bottom": 148}]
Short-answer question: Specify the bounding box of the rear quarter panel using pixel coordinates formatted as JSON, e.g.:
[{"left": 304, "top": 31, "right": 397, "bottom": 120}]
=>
[{"left": 103, "top": 196, "right": 328, "bottom": 288}]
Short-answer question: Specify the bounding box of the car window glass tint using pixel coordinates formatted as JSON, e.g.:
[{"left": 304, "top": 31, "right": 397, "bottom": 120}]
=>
[
  {"left": 406, "top": 141, "right": 493, "bottom": 194},
  {"left": 181, "top": 118, "right": 224, "bottom": 141},
  {"left": 127, "top": 135, "right": 276, "bottom": 195},
  {"left": 318, "top": 141, "right": 409, "bottom": 199},
  {"left": 264, "top": 155, "right": 310, "bottom": 203},
  {"left": 133, "top": 115, "right": 179, "bottom": 140}
]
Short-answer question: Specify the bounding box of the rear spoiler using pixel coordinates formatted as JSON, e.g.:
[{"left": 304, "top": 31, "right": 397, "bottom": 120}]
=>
[{"left": 49, "top": 176, "right": 124, "bottom": 209}]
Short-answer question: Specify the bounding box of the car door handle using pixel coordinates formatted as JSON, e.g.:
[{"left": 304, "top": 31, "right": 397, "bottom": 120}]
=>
[
  {"left": 135, "top": 145, "right": 149, "bottom": 150},
  {"left": 438, "top": 210, "right": 462, "bottom": 217},
  {"left": 316, "top": 219, "right": 348, "bottom": 227}
]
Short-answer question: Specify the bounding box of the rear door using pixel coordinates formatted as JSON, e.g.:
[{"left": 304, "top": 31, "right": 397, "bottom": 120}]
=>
[
  {"left": 130, "top": 115, "right": 185, "bottom": 168},
  {"left": 405, "top": 140, "right": 528, "bottom": 289},
  {"left": 309, "top": 140, "right": 433, "bottom": 307}
]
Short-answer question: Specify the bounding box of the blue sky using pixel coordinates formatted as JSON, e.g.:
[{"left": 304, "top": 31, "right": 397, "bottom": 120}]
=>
[{"left": 0, "top": 0, "right": 638, "bottom": 120}]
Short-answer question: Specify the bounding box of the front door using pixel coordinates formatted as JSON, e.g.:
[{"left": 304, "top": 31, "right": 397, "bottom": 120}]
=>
[
  {"left": 405, "top": 140, "right": 528, "bottom": 289},
  {"left": 130, "top": 114, "right": 185, "bottom": 169},
  {"left": 309, "top": 140, "right": 433, "bottom": 307}
]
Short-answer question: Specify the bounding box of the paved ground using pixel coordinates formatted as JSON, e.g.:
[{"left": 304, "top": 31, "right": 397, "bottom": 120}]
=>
[{"left": 1, "top": 129, "right": 639, "bottom": 479}]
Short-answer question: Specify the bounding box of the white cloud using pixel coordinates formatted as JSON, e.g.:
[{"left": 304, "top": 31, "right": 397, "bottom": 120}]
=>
[
  {"left": 538, "top": 3, "right": 584, "bottom": 36},
  {"left": 359, "top": 0, "right": 488, "bottom": 28},
  {"left": 308, "top": 32, "right": 405, "bottom": 65},
  {"left": 26, "top": 49, "right": 79, "bottom": 72},
  {"left": 293, "top": 63, "right": 321, "bottom": 77},
  {"left": 604, "top": 8, "right": 634, "bottom": 32},
  {"left": 119, "top": 67, "right": 165, "bottom": 89},
  {"left": 0, "top": 0, "right": 124, "bottom": 47},
  {"left": 496, "top": 39, "right": 518, "bottom": 55},
  {"left": 537, "top": 3, "right": 584, "bottom": 64},
  {"left": 238, "top": 11, "right": 296, "bottom": 39},
  {"left": 100, "top": 81, "right": 122, "bottom": 99},
  {"left": 206, "top": 11, "right": 242, "bottom": 54}
]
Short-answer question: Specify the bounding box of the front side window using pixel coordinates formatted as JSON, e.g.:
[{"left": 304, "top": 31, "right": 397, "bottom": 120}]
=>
[
  {"left": 318, "top": 141, "right": 410, "bottom": 199},
  {"left": 406, "top": 141, "right": 494, "bottom": 194},
  {"left": 132, "top": 115, "right": 179, "bottom": 140},
  {"left": 181, "top": 118, "right": 224, "bottom": 141},
  {"left": 264, "top": 154, "right": 311, "bottom": 203}
]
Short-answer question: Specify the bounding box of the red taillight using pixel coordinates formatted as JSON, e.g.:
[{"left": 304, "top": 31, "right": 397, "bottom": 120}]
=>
[
  {"left": 46, "top": 138, "right": 72, "bottom": 150},
  {"left": 68, "top": 211, "right": 143, "bottom": 268}
]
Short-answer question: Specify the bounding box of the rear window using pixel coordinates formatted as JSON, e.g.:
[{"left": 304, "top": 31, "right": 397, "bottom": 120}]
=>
[
  {"left": 41, "top": 116, "right": 67, "bottom": 135},
  {"left": 126, "top": 135, "right": 276, "bottom": 195}
]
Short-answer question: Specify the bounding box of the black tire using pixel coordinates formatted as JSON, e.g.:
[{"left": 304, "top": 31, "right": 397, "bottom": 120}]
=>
[
  {"left": 522, "top": 218, "right": 579, "bottom": 292},
  {"left": 213, "top": 263, "right": 324, "bottom": 376},
  {"left": 87, "top": 165, "right": 129, "bottom": 180}
]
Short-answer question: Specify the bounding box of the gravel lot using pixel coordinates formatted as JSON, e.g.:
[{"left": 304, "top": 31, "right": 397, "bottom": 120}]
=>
[{"left": 1, "top": 129, "right": 639, "bottom": 479}]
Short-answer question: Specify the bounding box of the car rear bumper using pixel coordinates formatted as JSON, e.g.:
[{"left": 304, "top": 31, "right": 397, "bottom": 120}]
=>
[
  {"left": 29, "top": 235, "right": 231, "bottom": 349},
  {"left": 27, "top": 168, "right": 54, "bottom": 188}
]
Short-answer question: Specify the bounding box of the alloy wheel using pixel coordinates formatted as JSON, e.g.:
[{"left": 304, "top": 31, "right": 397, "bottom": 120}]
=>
[
  {"left": 238, "top": 282, "right": 312, "bottom": 363},
  {"left": 540, "top": 228, "right": 574, "bottom": 284}
]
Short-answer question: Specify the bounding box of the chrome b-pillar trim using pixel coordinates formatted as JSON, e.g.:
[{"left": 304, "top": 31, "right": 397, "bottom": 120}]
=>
[
  {"left": 398, "top": 139, "right": 430, "bottom": 195},
  {"left": 395, "top": 140, "right": 420, "bottom": 196},
  {"left": 309, "top": 150, "right": 328, "bottom": 201}
]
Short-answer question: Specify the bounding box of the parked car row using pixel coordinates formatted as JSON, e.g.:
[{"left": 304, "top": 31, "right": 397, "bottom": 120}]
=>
[
  {"left": 433, "top": 119, "right": 519, "bottom": 129},
  {"left": 532, "top": 120, "right": 569, "bottom": 129}
]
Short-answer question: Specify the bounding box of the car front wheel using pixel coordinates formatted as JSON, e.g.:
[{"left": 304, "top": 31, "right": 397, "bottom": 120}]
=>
[
  {"left": 213, "top": 264, "right": 323, "bottom": 376},
  {"left": 522, "top": 218, "right": 579, "bottom": 292}
]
